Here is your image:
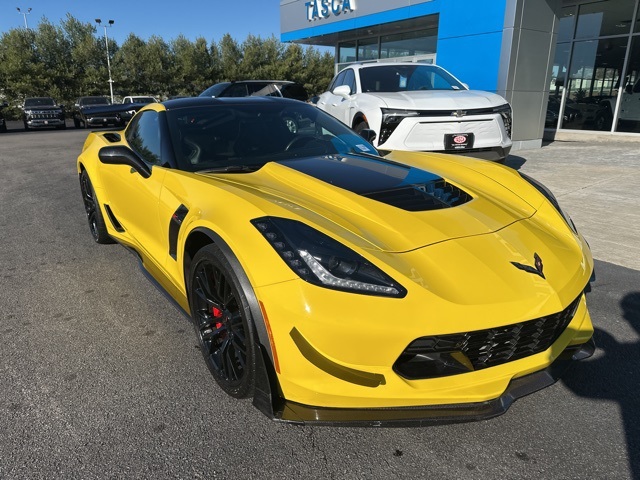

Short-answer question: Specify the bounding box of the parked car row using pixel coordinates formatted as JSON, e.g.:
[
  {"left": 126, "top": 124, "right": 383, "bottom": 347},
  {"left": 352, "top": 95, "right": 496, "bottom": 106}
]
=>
[{"left": 7, "top": 63, "right": 515, "bottom": 163}]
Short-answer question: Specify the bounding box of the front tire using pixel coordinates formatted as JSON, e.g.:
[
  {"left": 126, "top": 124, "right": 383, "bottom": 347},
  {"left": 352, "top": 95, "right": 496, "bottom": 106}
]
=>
[
  {"left": 189, "top": 245, "right": 256, "bottom": 399},
  {"left": 354, "top": 120, "right": 370, "bottom": 134},
  {"left": 79, "top": 170, "right": 114, "bottom": 244}
]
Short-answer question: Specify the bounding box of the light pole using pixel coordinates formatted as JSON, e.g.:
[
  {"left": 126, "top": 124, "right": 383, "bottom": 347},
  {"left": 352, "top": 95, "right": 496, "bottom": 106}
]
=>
[
  {"left": 16, "top": 7, "right": 32, "bottom": 29},
  {"left": 95, "top": 19, "right": 115, "bottom": 104}
]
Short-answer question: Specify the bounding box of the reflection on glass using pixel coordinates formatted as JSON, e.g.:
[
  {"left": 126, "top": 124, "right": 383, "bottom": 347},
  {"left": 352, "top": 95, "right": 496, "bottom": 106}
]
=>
[
  {"left": 546, "top": 43, "right": 571, "bottom": 128},
  {"left": 339, "top": 42, "right": 356, "bottom": 64},
  {"left": 616, "top": 36, "right": 640, "bottom": 133},
  {"left": 575, "top": 0, "right": 635, "bottom": 39},
  {"left": 380, "top": 29, "right": 437, "bottom": 59},
  {"left": 358, "top": 38, "right": 378, "bottom": 61},
  {"left": 563, "top": 37, "right": 628, "bottom": 131},
  {"left": 558, "top": 7, "right": 576, "bottom": 43}
]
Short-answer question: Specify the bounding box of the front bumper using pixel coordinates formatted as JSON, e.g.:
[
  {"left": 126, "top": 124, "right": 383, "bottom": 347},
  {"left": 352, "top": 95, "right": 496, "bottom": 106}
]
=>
[
  {"left": 86, "top": 115, "right": 121, "bottom": 126},
  {"left": 378, "top": 114, "right": 512, "bottom": 161},
  {"left": 265, "top": 338, "right": 595, "bottom": 426},
  {"left": 26, "top": 118, "right": 65, "bottom": 128}
]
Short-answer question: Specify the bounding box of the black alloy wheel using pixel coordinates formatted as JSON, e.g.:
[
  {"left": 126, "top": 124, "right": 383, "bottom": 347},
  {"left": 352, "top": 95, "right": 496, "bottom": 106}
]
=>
[
  {"left": 190, "top": 245, "right": 256, "bottom": 398},
  {"left": 79, "top": 170, "right": 114, "bottom": 244}
]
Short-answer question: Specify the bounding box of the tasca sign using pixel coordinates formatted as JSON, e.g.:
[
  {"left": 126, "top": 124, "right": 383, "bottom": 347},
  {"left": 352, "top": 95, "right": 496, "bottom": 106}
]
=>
[{"left": 305, "top": 0, "right": 356, "bottom": 21}]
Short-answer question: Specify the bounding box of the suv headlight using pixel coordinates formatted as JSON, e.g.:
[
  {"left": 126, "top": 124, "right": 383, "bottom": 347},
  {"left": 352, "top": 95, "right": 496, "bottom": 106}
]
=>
[
  {"left": 494, "top": 104, "right": 512, "bottom": 138},
  {"left": 379, "top": 108, "right": 420, "bottom": 145},
  {"left": 519, "top": 172, "right": 577, "bottom": 233},
  {"left": 252, "top": 217, "right": 406, "bottom": 297}
]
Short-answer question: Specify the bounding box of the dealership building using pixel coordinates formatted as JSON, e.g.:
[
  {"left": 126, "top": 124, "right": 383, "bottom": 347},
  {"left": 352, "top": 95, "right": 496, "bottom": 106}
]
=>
[{"left": 280, "top": 0, "right": 640, "bottom": 149}]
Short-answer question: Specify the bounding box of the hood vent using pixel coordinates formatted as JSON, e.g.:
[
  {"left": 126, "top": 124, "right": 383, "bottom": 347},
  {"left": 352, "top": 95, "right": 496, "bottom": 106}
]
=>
[{"left": 363, "top": 180, "right": 472, "bottom": 212}]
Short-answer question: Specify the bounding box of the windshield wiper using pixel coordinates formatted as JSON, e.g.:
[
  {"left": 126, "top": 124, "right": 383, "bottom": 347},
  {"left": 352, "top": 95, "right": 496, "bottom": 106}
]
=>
[{"left": 196, "top": 165, "right": 260, "bottom": 174}]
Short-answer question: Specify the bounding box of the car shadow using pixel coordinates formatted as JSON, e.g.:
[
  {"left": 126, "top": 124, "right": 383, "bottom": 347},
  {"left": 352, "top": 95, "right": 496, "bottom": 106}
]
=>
[
  {"left": 562, "top": 290, "right": 640, "bottom": 478},
  {"left": 504, "top": 154, "right": 527, "bottom": 170}
]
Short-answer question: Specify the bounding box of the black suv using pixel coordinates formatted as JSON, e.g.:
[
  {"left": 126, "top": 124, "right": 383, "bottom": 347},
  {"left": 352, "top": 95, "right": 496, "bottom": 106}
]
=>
[
  {"left": 72, "top": 96, "right": 114, "bottom": 128},
  {"left": 199, "top": 80, "right": 309, "bottom": 101},
  {"left": 22, "top": 97, "right": 66, "bottom": 130},
  {"left": 0, "top": 102, "right": 7, "bottom": 133}
]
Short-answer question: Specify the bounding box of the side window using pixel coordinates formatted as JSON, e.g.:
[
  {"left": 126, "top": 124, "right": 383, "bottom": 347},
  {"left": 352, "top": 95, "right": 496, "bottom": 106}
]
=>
[
  {"left": 126, "top": 111, "right": 162, "bottom": 165},
  {"left": 123, "top": 98, "right": 131, "bottom": 104},
  {"left": 331, "top": 71, "right": 347, "bottom": 92},
  {"left": 224, "top": 83, "right": 249, "bottom": 97},
  {"left": 343, "top": 69, "right": 356, "bottom": 94}
]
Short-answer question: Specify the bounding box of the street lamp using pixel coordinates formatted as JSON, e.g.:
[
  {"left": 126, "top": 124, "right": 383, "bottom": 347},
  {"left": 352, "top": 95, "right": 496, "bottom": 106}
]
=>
[
  {"left": 16, "top": 7, "right": 32, "bottom": 29},
  {"left": 95, "top": 19, "right": 115, "bottom": 104}
]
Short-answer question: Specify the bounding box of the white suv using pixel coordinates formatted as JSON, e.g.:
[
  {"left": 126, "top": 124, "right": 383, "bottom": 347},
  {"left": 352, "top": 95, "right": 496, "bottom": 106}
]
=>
[{"left": 317, "top": 62, "right": 512, "bottom": 161}]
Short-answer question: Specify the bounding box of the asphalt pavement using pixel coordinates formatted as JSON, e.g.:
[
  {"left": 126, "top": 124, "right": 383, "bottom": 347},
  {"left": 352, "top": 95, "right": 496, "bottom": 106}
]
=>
[{"left": 0, "top": 125, "right": 639, "bottom": 479}]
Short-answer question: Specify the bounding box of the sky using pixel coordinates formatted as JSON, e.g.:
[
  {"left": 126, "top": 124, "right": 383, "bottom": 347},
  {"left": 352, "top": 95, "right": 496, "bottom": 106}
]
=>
[{"left": 2, "top": 0, "right": 284, "bottom": 45}]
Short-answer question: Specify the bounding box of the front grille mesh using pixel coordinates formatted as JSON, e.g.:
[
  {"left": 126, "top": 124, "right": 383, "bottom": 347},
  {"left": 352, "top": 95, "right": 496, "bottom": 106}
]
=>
[
  {"left": 394, "top": 295, "right": 582, "bottom": 378},
  {"left": 363, "top": 180, "right": 472, "bottom": 212}
]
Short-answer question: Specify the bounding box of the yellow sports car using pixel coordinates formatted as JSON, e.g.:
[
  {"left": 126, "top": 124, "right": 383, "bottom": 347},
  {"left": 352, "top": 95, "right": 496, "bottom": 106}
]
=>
[{"left": 77, "top": 97, "right": 594, "bottom": 426}]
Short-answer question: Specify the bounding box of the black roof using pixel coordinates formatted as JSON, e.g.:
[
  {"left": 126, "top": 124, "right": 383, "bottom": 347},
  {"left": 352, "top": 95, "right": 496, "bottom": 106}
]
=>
[{"left": 162, "top": 96, "right": 307, "bottom": 110}]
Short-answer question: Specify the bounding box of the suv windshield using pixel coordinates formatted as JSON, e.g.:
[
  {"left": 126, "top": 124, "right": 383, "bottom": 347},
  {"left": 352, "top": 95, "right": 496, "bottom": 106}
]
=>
[
  {"left": 24, "top": 98, "right": 56, "bottom": 107},
  {"left": 359, "top": 65, "right": 465, "bottom": 93},
  {"left": 167, "top": 101, "right": 378, "bottom": 172},
  {"left": 80, "top": 97, "right": 110, "bottom": 106}
]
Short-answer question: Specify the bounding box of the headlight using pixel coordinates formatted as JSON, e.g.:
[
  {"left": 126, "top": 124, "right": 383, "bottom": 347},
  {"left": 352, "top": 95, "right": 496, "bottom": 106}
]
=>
[
  {"left": 252, "top": 217, "right": 406, "bottom": 298},
  {"left": 494, "top": 103, "right": 512, "bottom": 138},
  {"left": 379, "top": 108, "right": 420, "bottom": 145},
  {"left": 519, "top": 172, "right": 577, "bottom": 233}
]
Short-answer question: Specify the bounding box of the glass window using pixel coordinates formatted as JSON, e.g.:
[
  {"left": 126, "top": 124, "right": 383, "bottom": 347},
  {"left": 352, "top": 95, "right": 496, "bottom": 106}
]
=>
[
  {"left": 558, "top": 7, "right": 577, "bottom": 43},
  {"left": 338, "top": 42, "right": 356, "bottom": 64},
  {"left": 380, "top": 29, "right": 437, "bottom": 59},
  {"left": 358, "top": 38, "right": 378, "bottom": 61},
  {"left": 616, "top": 36, "right": 640, "bottom": 132},
  {"left": 358, "top": 64, "right": 464, "bottom": 93},
  {"left": 223, "top": 83, "right": 250, "bottom": 97},
  {"left": 343, "top": 69, "right": 356, "bottom": 94},
  {"left": 562, "top": 37, "right": 628, "bottom": 131},
  {"left": 166, "top": 103, "right": 378, "bottom": 172},
  {"left": 126, "top": 110, "right": 162, "bottom": 165},
  {"left": 575, "top": 0, "right": 635, "bottom": 39}
]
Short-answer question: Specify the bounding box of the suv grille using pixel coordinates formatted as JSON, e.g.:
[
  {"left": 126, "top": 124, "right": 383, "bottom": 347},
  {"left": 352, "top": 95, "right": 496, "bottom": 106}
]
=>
[
  {"left": 363, "top": 180, "right": 472, "bottom": 211},
  {"left": 394, "top": 295, "right": 582, "bottom": 379},
  {"left": 30, "top": 111, "right": 61, "bottom": 119}
]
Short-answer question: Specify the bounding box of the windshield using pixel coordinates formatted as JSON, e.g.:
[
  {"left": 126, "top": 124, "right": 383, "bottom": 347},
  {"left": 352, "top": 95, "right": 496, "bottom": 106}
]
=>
[
  {"left": 359, "top": 65, "right": 465, "bottom": 92},
  {"left": 81, "top": 97, "right": 110, "bottom": 106},
  {"left": 24, "top": 98, "right": 55, "bottom": 107},
  {"left": 167, "top": 102, "right": 379, "bottom": 173},
  {"left": 199, "top": 83, "right": 232, "bottom": 98}
]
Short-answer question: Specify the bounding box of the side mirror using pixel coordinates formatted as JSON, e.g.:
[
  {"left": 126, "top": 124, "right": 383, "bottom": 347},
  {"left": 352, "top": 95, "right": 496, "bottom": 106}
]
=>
[
  {"left": 98, "top": 146, "right": 151, "bottom": 178},
  {"left": 359, "top": 128, "right": 377, "bottom": 144},
  {"left": 625, "top": 84, "right": 633, "bottom": 94},
  {"left": 308, "top": 95, "right": 319, "bottom": 105},
  {"left": 333, "top": 85, "right": 352, "bottom": 99}
]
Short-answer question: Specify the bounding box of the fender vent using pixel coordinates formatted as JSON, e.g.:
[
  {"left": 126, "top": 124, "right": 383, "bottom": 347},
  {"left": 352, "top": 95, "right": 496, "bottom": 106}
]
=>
[{"left": 103, "top": 132, "right": 121, "bottom": 143}]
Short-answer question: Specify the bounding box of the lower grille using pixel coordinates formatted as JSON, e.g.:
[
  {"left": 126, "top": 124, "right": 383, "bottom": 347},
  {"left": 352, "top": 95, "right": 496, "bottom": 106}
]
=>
[{"left": 394, "top": 295, "right": 582, "bottom": 379}]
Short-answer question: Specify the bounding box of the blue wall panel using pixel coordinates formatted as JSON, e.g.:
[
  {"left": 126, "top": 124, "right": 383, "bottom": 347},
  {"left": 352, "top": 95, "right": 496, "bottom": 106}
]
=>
[
  {"left": 436, "top": 0, "right": 507, "bottom": 92},
  {"left": 281, "top": 0, "right": 508, "bottom": 93}
]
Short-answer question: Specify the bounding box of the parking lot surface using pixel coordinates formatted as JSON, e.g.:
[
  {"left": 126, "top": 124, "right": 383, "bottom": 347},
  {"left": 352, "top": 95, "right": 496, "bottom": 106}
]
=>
[{"left": 0, "top": 127, "right": 639, "bottom": 479}]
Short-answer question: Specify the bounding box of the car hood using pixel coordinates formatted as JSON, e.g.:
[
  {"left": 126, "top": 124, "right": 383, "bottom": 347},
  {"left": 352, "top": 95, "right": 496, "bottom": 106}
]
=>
[
  {"left": 201, "top": 153, "right": 537, "bottom": 253},
  {"left": 364, "top": 90, "right": 507, "bottom": 110}
]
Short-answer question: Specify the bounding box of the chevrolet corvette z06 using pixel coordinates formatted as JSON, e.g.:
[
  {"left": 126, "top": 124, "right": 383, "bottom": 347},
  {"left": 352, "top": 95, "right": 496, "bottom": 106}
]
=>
[{"left": 77, "top": 97, "right": 594, "bottom": 426}]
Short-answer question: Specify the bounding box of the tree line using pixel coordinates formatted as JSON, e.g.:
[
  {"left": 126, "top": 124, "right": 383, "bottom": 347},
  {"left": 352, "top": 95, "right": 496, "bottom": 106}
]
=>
[{"left": 0, "top": 14, "right": 336, "bottom": 118}]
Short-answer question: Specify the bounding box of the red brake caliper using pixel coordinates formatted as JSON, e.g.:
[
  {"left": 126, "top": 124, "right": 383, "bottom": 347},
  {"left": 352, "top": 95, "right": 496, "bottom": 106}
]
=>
[{"left": 212, "top": 307, "right": 223, "bottom": 329}]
